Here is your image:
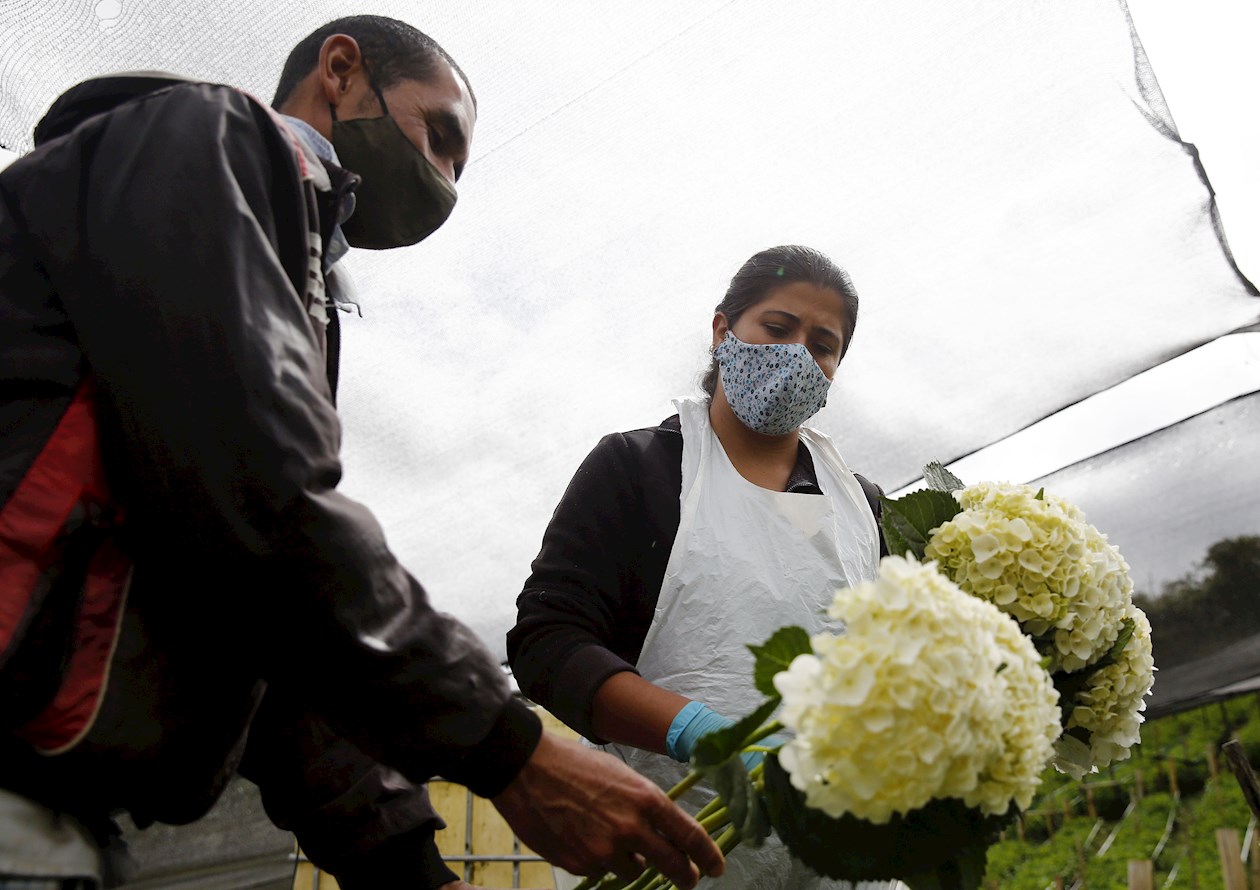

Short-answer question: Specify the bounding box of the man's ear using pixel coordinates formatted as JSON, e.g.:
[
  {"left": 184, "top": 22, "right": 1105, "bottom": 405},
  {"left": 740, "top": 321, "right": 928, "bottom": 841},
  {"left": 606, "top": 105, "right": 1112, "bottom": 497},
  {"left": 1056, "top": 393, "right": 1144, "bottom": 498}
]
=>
[{"left": 318, "top": 34, "right": 366, "bottom": 108}]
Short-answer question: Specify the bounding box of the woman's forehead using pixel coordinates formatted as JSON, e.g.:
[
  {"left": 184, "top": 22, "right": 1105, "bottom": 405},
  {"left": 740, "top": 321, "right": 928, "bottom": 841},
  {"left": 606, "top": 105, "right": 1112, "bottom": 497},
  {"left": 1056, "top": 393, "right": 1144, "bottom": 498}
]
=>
[{"left": 751, "top": 282, "right": 847, "bottom": 323}]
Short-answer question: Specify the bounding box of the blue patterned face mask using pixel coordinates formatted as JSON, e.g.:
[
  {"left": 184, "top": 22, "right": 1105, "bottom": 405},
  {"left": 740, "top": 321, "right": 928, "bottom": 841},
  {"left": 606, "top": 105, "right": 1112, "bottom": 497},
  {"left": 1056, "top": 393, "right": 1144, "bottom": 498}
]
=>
[{"left": 714, "top": 332, "right": 831, "bottom": 435}]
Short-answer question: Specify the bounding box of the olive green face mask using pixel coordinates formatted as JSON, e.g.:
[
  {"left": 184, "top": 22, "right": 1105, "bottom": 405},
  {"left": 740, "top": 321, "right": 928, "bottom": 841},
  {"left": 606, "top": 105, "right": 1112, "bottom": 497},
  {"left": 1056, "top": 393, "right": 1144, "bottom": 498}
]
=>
[{"left": 330, "top": 82, "right": 457, "bottom": 250}]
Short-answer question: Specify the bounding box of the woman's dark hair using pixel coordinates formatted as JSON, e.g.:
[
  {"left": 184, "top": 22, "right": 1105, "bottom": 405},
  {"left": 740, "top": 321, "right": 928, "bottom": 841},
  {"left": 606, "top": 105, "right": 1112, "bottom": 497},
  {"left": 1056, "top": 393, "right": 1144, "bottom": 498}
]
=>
[
  {"left": 272, "top": 15, "right": 475, "bottom": 111},
  {"left": 701, "top": 245, "right": 860, "bottom": 396}
]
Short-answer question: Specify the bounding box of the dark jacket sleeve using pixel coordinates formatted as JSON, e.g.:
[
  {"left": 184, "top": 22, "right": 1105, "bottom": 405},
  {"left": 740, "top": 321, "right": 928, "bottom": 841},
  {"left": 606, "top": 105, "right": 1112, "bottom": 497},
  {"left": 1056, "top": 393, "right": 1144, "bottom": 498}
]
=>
[
  {"left": 240, "top": 692, "right": 458, "bottom": 889},
  {"left": 854, "top": 474, "right": 890, "bottom": 557},
  {"left": 507, "top": 428, "right": 680, "bottom": 741},
  {"left": 11, "top": 83, "right": 537, "bottom": 795}
]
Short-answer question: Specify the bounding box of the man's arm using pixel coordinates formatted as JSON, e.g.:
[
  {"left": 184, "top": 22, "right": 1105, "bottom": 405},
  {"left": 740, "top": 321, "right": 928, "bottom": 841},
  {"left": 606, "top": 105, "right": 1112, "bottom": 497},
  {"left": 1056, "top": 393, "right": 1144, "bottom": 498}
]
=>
[
  {"left": 240, "top": 691, "right": 460, "bottom": 889},
  {"left": 19, "top": 81, "right": 525, "bottom": 789},
  {"left": 13, "top": 84, "right": 722, "bottom": 885}
]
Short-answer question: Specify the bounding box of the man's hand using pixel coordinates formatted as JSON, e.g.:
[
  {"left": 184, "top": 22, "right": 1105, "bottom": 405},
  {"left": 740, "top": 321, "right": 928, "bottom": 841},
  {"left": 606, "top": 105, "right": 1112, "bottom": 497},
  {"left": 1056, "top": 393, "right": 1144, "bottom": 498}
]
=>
[
  {"left": 436, "top": 883, "right": 544, "bottom": 890},
  {"left": 492, "top": 734, "right": 724, "bottom": 889}
]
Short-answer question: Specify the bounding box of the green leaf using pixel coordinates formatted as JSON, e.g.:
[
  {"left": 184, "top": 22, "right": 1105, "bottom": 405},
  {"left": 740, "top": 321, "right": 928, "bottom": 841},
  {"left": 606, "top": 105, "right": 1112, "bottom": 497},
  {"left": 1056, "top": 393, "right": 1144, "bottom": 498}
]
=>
[
  {"left": 880, "top": 511, "right": 914, "bottom": 563},
  {"left": 876, "top": 506, "right": 917, "bottom": 562},
  {"left": 762, "top": 754, "right": 1011, "bottom": 882},
  {"left": 879, "top": 489, "right": 961, "bottom": 560},
  {"left": 1035, "top": 487, "right": 1045, "bottom": 500},
  {"left": 692, "top": 696, "right": 781, "bottom": 770},
  {"left": 1104, "top": 617, "right": 1137, "bottom": 662},
  {"left": 747, "top": 626, "right": 812, "bottom": 697},
  {"left": 922, "top": 461, "right": 965, "bottom": 493},
  {"left": 708, "top": 757, "right": 771, "bottom": 847}
]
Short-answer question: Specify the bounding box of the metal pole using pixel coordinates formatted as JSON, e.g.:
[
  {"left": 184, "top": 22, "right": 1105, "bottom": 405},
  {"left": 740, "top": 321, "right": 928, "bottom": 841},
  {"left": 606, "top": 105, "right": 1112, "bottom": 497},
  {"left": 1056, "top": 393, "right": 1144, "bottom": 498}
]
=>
[
  {"left": 465, "top": 787, "right": 476, "bottom": 884},
  {"left": 1222, "top": 739, "right": 1260, "bottom": 821},
  {"left": 513, "top": 830, "right": 522, "bottom": 888}
]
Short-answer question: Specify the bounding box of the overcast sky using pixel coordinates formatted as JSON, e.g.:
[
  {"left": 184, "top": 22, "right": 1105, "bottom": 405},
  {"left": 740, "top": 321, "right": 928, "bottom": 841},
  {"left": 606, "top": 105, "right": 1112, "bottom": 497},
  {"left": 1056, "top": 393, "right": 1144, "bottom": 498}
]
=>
[{"left": 1127, "top": 0, "right": 1258, "bottom": 285}]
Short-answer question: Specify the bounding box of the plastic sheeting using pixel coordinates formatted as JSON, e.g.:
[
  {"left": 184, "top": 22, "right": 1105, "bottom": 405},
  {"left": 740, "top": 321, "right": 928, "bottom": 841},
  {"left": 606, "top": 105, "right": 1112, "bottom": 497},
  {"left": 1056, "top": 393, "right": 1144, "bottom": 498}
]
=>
[
  {"left": 1145, "top": 631, "right": 1260, "bottom": 720},
  {"left": 3, "top": 0, "right": 1259, "bottom": 883},
  {"left": 2, "top": 0, "right": 1256, "bottom": 654},
  {"left": 1032, "top": 391, "right": 1260, "bottom": 598}
]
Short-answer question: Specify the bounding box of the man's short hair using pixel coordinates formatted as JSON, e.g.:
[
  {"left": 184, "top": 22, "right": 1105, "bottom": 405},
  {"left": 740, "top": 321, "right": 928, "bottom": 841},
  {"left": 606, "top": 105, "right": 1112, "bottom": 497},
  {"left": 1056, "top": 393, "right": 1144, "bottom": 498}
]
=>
[{"left": 272, "top": 14, "right": 474, "bottom": 110}]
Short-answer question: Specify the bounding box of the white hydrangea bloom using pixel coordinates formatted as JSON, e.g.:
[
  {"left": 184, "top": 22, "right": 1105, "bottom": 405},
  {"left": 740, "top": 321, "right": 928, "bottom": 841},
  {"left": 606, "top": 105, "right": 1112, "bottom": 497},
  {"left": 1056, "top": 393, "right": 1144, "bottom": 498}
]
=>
[
  {"left": 774, "top": 555, "right": 1060, "bottom": 825},
  {"left": 924, "top": 482, "right": 1133, "bottom": 672},
  {"left": 1055, "top": 604, "right": 1155, "bottom": 777}
]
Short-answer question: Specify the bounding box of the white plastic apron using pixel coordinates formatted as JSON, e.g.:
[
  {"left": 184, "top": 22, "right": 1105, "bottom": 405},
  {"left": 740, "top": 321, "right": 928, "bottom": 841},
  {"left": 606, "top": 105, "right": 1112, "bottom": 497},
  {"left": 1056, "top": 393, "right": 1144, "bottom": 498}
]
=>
[{"left": 555, "top": 397, "right": 888, "bottom": 890}]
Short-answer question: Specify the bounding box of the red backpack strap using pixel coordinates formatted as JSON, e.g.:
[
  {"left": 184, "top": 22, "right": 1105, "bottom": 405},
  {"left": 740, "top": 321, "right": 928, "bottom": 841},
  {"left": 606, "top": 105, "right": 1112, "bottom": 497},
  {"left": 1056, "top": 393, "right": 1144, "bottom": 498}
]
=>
[
  {"left": 0, "top": 379, "right": 132, "bottom": 754},
  {"left": 14, "top": 536, "right": 132, "bottom": 754}
]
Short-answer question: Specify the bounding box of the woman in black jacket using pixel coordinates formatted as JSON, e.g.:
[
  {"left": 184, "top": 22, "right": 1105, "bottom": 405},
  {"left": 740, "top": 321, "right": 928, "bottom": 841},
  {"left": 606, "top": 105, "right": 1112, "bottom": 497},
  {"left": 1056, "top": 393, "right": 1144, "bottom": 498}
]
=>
[{"left": 509, "top": 245, "right": 892, "bottom": 890}]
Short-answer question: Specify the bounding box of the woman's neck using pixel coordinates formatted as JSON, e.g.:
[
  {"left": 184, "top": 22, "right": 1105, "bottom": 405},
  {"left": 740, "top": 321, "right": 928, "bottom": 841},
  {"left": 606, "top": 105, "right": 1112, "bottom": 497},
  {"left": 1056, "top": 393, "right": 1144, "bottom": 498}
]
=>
[{"left": 708, "top": 390, "right": 800, "bottom": 491}]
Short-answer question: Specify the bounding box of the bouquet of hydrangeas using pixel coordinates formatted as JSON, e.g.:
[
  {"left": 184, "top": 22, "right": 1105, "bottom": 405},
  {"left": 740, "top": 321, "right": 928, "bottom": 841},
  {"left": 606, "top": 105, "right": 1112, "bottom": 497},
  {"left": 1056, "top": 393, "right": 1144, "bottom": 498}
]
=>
[
  {"left": 890, "top": 463, "right": 1156, "bottom": 779},
  {"left": 575, "top": 464, "right": 1154, "bottom": 890},
  {"left": 576, "top": 553, "right": 1062, "bottom": 890},
  {"left": 768, "top": 555, "right": 1062, "bottom": 886}
]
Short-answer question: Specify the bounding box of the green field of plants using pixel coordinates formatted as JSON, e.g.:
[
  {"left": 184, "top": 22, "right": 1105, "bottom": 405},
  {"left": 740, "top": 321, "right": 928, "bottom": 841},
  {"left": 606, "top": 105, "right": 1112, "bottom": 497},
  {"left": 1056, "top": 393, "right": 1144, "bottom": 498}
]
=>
[{"left": 983, "top": 693, "right": 1260, "bottom": 888}]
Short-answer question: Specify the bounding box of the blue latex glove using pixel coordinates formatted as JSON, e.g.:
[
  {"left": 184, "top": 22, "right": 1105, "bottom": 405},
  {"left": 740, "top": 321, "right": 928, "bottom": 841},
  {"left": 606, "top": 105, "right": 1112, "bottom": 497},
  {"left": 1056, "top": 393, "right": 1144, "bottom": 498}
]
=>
[
  {"left": 667, "top": 703, "right": 788, "bottom": 771},
  {"left": 666, "top": 701, "right": 732, "bottom": 763}
]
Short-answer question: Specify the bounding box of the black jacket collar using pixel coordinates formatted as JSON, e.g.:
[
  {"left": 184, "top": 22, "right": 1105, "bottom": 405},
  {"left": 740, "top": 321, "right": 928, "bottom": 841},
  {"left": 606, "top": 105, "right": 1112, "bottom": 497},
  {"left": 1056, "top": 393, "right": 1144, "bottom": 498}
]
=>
[{"left": 34, "top": 71, "right": 197, "bottom": 147}]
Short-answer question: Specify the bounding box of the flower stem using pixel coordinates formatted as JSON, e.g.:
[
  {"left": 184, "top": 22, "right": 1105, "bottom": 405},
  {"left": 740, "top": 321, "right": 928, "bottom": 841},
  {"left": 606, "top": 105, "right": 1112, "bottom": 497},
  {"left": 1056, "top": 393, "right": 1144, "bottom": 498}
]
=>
[
  {"left": 692, "top": 793, "right": 726, "bottom": 822},
  {"left": 574, "top": 726, "right": 779, "bottom": 890},
  {"left": 743, "top": 720, "right": 784, "bottom": 748},
  {"left": 571, "top": 871, "right": 632, "bottom": 890},
  {"left": 699, "top": 806, "right": 730, "bottom": 834},
  {"left": 664, "top": 769, "right": 703, "bottom": 801},
  {"left": 641, "top": 874, "right": 672, "bottom": 890},
  {"left": 656, "top": 826, "right": 743, "bottom": 890},
  {"left": 621, "top": 867, "right": 664, "bottom": 890}
]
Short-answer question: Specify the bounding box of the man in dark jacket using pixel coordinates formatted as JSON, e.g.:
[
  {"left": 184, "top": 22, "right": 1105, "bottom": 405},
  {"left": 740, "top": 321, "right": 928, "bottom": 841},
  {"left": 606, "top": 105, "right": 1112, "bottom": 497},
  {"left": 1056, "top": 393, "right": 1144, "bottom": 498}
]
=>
[{"left": 0, "top": 14, "right": 723, "bottom": 890}]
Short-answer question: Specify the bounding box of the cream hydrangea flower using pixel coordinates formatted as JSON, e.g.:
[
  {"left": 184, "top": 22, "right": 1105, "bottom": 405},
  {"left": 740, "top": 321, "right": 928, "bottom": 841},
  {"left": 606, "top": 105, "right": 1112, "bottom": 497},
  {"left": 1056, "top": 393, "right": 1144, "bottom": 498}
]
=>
[
  {"left": 1054, "top": 605, "right": 1156, "bottom": 778},
  {"left": 924, "top": 482, "right": 1133, "bottom": 672},
  {"left": 773, "top": 555, "right": 1060, "bottom": 825}
]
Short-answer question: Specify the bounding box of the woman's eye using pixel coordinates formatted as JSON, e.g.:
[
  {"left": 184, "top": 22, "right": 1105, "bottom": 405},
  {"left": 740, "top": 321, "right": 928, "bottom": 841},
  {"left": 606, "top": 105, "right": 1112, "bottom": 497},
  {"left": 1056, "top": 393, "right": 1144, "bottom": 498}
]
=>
[
  {"left": 814, "top": 342, "right": 836, "bottom": 355},
  {"left": 765, "top": 324, "right": 788, "bottom": 336}
]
